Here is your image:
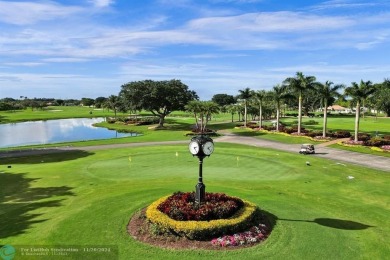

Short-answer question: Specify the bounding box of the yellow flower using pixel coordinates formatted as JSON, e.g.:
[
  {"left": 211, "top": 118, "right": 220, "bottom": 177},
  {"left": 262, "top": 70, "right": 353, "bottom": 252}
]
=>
[
  {"left": 145, "top": 195, "right": 259, "bottom": 239},
  {"left": 371, "top": 146, "right": 384, "bottom": 152}
]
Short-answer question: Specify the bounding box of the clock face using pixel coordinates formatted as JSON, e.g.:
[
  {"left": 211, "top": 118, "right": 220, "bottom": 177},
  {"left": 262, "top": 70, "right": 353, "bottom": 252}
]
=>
[
  {"left": 189, "top": 141, "right": 200, "bottom": 155},
  {"left": 202, "top": 141, "right": 214, "bottom": 155}
]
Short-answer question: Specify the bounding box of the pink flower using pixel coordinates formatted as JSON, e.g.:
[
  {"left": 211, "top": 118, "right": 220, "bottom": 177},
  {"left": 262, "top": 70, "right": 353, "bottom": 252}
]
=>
[{"left": 211, "top": 223, "right": 269, "bottom": 247}]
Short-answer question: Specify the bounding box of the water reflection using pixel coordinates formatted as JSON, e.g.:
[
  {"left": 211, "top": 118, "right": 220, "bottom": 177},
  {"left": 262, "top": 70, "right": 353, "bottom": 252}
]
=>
[{"left": 0, "top": 118, "right": 138, "bottom": 148}]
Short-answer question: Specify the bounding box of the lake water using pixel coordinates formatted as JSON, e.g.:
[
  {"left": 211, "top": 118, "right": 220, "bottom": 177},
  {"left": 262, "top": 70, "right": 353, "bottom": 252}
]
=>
[{"left": 0, "top": 118, "right": 138, "bottom": 148}]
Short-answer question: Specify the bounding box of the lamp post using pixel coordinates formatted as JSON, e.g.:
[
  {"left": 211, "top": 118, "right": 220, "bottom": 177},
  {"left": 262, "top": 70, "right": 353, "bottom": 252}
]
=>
[{"left": 188, "top": 135, "right": 214, "bottom": 204}]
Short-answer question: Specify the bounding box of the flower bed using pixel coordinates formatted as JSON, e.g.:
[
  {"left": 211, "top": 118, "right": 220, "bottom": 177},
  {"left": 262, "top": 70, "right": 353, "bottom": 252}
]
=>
[
  {"left": 381, "top": 145, "right": 390, "bottom": 151},
  {"left": 157, "top": 192, "right": 244, "bottom": 221},
  {"left": 211, "top": 223, "right": 269, "bottom": 247},
  {"left": 146, "top": 193, "right": 261, "bottom": 240}
]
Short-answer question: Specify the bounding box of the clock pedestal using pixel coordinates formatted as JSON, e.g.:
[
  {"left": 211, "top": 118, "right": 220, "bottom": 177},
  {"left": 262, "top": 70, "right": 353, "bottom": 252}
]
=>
[
  {"left": 188, "top": 135, "right": 214, "bottom": 205},
  {"left": 195, "top": 157, "right": 206, "bottom": 204}
]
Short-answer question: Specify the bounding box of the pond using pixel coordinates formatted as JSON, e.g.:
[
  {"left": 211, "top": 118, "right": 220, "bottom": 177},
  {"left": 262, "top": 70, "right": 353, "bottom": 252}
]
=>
[{"left": 0, "top": 118, "right": 138, "bottom": 148}]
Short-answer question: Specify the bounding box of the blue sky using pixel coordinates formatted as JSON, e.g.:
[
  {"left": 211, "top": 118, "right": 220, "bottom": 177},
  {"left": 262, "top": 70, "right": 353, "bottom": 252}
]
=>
[{"left": 0, "top": 0, "right": 389, "bottom": 100}]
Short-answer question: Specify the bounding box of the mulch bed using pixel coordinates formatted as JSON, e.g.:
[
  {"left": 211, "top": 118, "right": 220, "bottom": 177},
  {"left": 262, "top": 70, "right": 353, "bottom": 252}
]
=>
[{"left": 127, "top": 208, "right": 268, "bottom": 250}]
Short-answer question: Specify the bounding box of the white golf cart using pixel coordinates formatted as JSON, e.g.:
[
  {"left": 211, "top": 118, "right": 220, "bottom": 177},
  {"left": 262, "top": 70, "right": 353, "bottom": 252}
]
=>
[{"left": 299, "top": 144, "right": 315, "bottom": 154}]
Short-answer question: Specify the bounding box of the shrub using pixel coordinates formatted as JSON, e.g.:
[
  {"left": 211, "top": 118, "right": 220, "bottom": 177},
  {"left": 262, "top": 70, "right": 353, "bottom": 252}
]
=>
[
  {"left": 307, "top": 131, "right": 322, "bottom": 137},
  {"left": 106, "top": 117, "right": 116, "bottom": 124},
  {"left": 236, "top": 122, "right": 258, "bottom": 129},
  {"left": 185, "top": 132, "right": 219, "bottom": 137},
  {"left": 300, "top": 127, "right": 309, "bottom": 134},
  {"left": 364, "top": 137, "right": 390, "bottom": 147},
  {"left": 307, "top": 113, "right": 315, "bottom": 117},
  {"left": 262, "top": 125, "right": 276, "bottom": 131},
  {"left": 303, "top": 120, "right": 319, "bottom": 125},
  {"left": 247, "top": 123, "right": 258, "bottom": 129},
  {"left": 146, "top": 194, "right": 260, "bottom": 240},
  {"left": 332, "top": 131, "right": 351, "bottom": 138},
  {"left": 157, "top": 192, "right": 244, "bottom": 221},
  {"left": 283, "top": 127, "right": 296, "bottom": 134},
  {"left": 352, "top": 133, "right": 371, "bottom": 142},
  {"left": 285, "top": 113, "right": 298, "bottom": 117},
  {"left": 136, "top": 117, "right": 160, "bottom": 125}
]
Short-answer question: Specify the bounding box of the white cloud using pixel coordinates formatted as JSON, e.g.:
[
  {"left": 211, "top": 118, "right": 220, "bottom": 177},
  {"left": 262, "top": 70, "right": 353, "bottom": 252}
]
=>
[
  {"left": 0, "top": 1, "right": 82, "bottom": 25},
  {"left": 310, "top": 0, "right": 383, "bottom": 11},
  {"left": 1, "top": 4, "right": 388, "bottom": 61},
  {"left": 1, "top": 2, "right": 389, "bottom": 100},
  {"left": 42, "top": 58, "right": 90, "bottom": 63},
  {"left": 210, "top": 0, "right": 264, "bottom": 3},
  {"left": 3, "top": 62, "right": 44, "bottom": 67},
  {"left": 187, "top": 12, "right": 354, "bottom": 33},
  {"left": 88, "top": 0, "right": 115, "bottom": 8}
]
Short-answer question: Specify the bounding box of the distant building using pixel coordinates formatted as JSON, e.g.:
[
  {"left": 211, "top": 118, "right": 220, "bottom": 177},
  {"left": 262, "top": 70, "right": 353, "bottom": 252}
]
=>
[{"left": 327, "top": 105, "right": 352, "bottom": 113}]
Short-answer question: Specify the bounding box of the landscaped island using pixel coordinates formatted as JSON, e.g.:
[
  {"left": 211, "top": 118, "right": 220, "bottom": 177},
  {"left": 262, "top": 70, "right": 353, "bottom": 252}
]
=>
[{"left": 129, "top": 191, "right": 271, "bottom": 249}]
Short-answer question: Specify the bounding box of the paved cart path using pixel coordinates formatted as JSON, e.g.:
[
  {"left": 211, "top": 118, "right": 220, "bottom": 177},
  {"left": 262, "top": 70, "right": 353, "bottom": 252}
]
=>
[
  {"left": 215, "top": 134, "right": 390, "bottom": 172},
  {"left": 1, "top": 134, "right": 389, "bottom": 172}
]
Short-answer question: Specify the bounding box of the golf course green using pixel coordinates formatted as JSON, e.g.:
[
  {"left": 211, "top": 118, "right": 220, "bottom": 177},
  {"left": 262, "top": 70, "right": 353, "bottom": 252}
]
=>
[{"left": 1, "top": 143, "right": 389, "bottom": 259}]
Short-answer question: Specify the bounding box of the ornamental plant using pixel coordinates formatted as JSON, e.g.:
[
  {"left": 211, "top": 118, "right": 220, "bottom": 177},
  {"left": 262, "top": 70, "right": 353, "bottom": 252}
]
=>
[
  {"left": 157, "top": 191, "right": 244, "bottom": 221},
  {"left": 146, "top": 194, "right": 261, "bottom": 240},
  {"left": 381, "top": 145, "right": 390, "bottom": 151},
  {"left": 211, "top": 223, "right": 269, "bottom": 247}
]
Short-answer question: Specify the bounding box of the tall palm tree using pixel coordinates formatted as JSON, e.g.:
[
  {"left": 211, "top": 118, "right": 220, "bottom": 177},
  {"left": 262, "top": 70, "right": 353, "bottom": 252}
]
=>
[
  {"left": 344, "top": 80, "right": 376, "bottom": 142},
  {"left": 185, "top": 100, "right": 203, "bottom": 131},
  {"left": 202, "top": 101, "right": 220, "bottom": 132},
  {"left": 106, "top": 95, "right": 120, "bottom": 118},
  {"left": 185, "top": 101, "right": 219, "bottom": 133},
  {"left": 253, "top": 90, "right": 266, "bottom": 128},
  {"left": 316, "top": 81, "right": 343, "bottom": 137},
  {"left": 283, "top": 72, "right": 317, "bottom": 134},
  {"left": 238, "top": 87, "right": 253, "bottom": 127},
  {"left": 267, "top": 85, "right": 290, "bottom": 132},
  {"left": 224, "top": 104, "right": 237, "bottom": 122},
  {"left": 360, "top": 80, "right": 374, "bottom": 119}
]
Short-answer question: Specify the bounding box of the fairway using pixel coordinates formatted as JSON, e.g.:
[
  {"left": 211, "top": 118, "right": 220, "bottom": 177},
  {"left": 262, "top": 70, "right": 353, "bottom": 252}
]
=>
[{"left": 1, "top": 143, "right": 389, "bottom": 259}]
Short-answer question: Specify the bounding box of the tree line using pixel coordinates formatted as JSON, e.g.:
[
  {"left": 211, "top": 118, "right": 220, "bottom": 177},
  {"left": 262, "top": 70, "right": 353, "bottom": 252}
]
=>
[
  {"left": 212, "top": 73, "right": 389, "bottom": 142},
  {"left": 1, "top": 73, "right": 389, "bottom": 141}
]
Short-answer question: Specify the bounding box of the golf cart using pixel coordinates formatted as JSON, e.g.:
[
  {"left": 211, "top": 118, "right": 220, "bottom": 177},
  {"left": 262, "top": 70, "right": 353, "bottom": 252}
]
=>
[{"left": 299, "top": 144, "right": 315, "bottom": 154}]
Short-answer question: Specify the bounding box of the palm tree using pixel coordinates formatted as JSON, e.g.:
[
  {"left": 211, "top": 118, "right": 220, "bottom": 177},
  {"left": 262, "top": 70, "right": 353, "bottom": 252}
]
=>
[
  {"left": 185, "top": 101, "right": 219, "bottom": 133},
  {"left": 267, "top": 85, "right": 289, "bottom": 132},
  {"left": 224, "top": 104, "right": 237, "bottom": 122},
  {"left": 202, "top": 101, "right": 220, "bottom": 132},
  {"left": 185, "top": 100, "right": 203, "bottom": 131},
  {"left": 360, "top": 80, "right": 374, "bottom": 119},
  {"left": 344, "top": 80, "right": 376, "bottom": 142},
  {"left": 238, "top": 87, "right": 253, "bottom": 127},
  {"left": 283, "top": 72, "right": 317, "bottom": 134},
  {"left": 253, "top": 90, "right": 266, "bottom": 128},
  {"left": 316, "top": 81, "right": 343, "bottom": 137},
  {"left": 106, "top": 95, "right": 120, "bottom": 118}
]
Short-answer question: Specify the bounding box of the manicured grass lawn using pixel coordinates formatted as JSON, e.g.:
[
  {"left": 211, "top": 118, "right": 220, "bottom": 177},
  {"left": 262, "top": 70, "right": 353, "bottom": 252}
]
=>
[
  {"left": 0, "top": 106, "right": 126, "bottom": 123},
  {"left": 1, "top": 143, "right": 389, "bottom": 259},
  {"left": 280, "top": 116, "right": 390, "bottom": 136},
  {"left": 232, "top": 128, "right": 323, "bottom": 144}
]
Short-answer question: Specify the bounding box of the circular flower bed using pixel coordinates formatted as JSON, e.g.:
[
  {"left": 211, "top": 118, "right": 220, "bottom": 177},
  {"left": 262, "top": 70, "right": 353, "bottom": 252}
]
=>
[
  {"left": 146, "top": 192, "right": 262, "bottom": 240},
  {"left": 157, "top": 191, "right": 244, "bottom": 221}
]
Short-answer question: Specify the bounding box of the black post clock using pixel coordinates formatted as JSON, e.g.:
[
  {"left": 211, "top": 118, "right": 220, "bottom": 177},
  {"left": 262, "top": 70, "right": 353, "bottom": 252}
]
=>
[{"left": 188, "top": 135, "right": 214, "bottom": 204}]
